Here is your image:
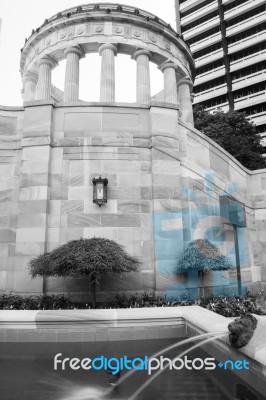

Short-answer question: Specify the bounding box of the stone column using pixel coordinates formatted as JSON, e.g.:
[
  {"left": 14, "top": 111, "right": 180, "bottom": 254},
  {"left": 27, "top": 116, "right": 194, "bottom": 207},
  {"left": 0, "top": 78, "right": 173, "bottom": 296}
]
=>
[
  {"left": 133, "top": 50, "right": 152, "bottom": 104},
  {"left": 23, "top": 71, "right": 38, "bottom": 102},
  {"left": 177, "top": 78, "right": 194, "bottom": 126},
  {"left": 64, "top": 46, "right": 84, "bottom": 102},
  {"left": 161, "top": 63, "right": 178, "bottom": 104},
  {"left": 99, "top": 44, "right": 117, "bottom": 102},
  {"left": 36, "top": 56, "right": 57, "bottom": 100}
]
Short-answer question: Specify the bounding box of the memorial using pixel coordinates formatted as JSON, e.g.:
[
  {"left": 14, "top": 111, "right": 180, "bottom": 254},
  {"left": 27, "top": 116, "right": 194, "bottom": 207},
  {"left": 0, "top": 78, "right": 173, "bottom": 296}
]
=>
[{"left": 0, "top": 3, "right": 265, "bottom": 302}]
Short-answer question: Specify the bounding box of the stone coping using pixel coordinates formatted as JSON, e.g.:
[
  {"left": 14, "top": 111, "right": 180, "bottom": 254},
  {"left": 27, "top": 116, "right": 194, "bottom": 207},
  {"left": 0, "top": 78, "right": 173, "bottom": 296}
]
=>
[
  {"left": 0, "top": 105, "right": 24, "bottom": 111},
  {"left": 0, "top": 306, "right": 265, "bottom": 368},
  {"left": 180, "top": 119, "right": 266, "bottom": 176},
  {"left": 22, "top": 99, "right": 179, "bottom": 110}
]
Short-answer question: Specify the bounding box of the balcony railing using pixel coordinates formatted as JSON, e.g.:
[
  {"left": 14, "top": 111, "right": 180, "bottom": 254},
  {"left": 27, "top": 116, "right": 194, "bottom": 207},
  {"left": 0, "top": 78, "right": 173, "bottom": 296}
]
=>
[
  {"left": 224, "top": 0, "right": 265, "bottom": 21},
  {"left": 180, "top": 0, "right": 206, "bottom": 13},
  {"left": 247, "top": 112, "right": 266, "bottom": 127},
  {"left": 195, "top": 49, "right": 224, "bottom": 68},
  {"left": 205, "top": 102, "right": 229, "bottom": 113},
  {"left": 190, "top": 32, "right": 222, "bottom": 53},
  {"left": 226, "top": 11, "right": 266, "bottom": 37},
  {"left": 194, "top": 83, "right": 227, "bottom": 102},
  {"left": 181, "top": 1, "right": 217, "bottom": 26},
  {"left": 232, "top": 71, "right": 266, "bottom": 91},
  {"left": 228, "top": 31, "right": 266, "bottom": 54},
  {"left": 183, "top": 16, "right": 220, "bottom": 40},
  {"left": 234, "top": 90, "right": 266, "bottom": 110},
  {"left": 230, "top": 50, "right": 266, "bottom": 71},
  {"left": 195, "top": 67, "right": 225, "bottom": 85}
]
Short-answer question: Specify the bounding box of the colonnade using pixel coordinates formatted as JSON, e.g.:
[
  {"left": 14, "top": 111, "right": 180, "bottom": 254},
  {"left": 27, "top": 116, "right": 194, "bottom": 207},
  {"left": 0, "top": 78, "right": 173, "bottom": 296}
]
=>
[{"left": 23, "top": 44, "right": 194, "bottom": 124}]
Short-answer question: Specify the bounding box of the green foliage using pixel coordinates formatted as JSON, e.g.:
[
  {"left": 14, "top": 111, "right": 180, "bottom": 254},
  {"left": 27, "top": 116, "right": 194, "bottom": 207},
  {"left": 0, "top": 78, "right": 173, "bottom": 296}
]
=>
[
  {"left": 177, "top": 239, "right": 231, "bottom": 272},
  {"left": 198, "top": 296, "right": 265, "bottom": 317},
  {"left": 29, "top": 237, "right": 140, "bottom": 279},
  {"left": 111, "top": 292, "right": 189, "bottom": 308},
  {"left": 0, "top": 293, "right": 72, "bottom": 310},
  {"left": 193, "top": 106, "right": 266, "bottom": 170},
  {"left": 1, "top": 292, "right": 264, "bottom": 317}
]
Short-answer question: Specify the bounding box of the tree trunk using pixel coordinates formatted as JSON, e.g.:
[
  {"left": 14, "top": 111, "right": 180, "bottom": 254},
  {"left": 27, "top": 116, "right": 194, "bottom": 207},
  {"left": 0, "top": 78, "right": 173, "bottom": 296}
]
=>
[
  {"left": 90, "top": 276, "right": 97, "bottom": 309},
  {"left": 187, "top": 269, "right": 199, "bottom": 301},
  {"left": 199, "top": 270, "right": 205, "bottom": 298}
]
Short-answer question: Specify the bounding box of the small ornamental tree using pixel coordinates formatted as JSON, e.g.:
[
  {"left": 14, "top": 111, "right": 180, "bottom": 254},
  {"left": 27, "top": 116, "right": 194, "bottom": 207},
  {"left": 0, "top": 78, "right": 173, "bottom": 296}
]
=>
[
  {"left": 29, "top": 237, "right": 140, "bottom": 308},
  {"left": 177, "top": 239, "right": 231, "bottom": 297}
]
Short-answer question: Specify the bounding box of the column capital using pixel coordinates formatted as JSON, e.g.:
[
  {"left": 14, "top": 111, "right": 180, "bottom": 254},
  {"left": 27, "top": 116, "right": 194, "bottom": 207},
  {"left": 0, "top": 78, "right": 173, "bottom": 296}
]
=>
[
  {"left": 37, "top": 55, "right": 58, "bottom": 69},
  {"left": 23, "top": 71, "right": 38, "bottom": 84},
  {"left": 160, "top": 62, "right": 178, "bottom": 73},
  {"left": 64, "top": 45, "right": 85, "bottom": 59},
  {"left": 99, "top": 43, "right": 118, "bottom": 56},
  {"left": 133, "top": 49, "right": 152, "bottom": 61},
  {"left": 176, "top": 78, "right": 193, "bottom": 91}
]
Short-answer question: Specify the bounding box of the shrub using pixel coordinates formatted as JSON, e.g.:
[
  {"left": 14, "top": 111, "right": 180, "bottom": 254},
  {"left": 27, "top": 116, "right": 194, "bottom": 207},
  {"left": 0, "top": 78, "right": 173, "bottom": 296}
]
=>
[
  {"left": 198, "top": 296, "right": 265, "bottom": 317},
  {"left": 0, "top": 292, "right": 264, "bottom": 317}
]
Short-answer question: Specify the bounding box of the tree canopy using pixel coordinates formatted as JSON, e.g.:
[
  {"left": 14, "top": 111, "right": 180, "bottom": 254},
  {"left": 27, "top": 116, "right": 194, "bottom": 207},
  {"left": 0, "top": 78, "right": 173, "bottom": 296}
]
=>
[
  {"left": 29, "top": 237, "right": 140, "bottom": 278},
  {"left": 193, "top": 106, "right": 266, "bottom": 170},
  {"left": 177, "top": 239, "right": 231, "bottom": 272},
  {"left": 29, "top": 237, "right": 140, "bottom": 308}
]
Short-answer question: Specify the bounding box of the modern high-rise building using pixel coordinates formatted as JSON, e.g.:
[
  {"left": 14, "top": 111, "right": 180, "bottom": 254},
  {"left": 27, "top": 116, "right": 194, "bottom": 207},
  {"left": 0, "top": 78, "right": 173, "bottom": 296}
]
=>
[{"left": 177, "top": 0, "right": 266, "bottom": 145}]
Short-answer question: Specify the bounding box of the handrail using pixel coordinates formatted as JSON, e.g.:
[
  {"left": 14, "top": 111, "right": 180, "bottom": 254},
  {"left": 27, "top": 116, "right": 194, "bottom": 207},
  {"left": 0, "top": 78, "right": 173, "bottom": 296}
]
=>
[
  {"left": 227, "top": 10, "right": 266, "bottom": 33},
  {"left": 234, "top": 90, "right": 266, "bottom": 103},
  {"left": 224, "top": 0, "right": 257, "bottom": 18},
  {"left": 233, "top": 70, "right": 266, "bottom": 84},
  {"left": 194, "top": 83, "right": 227, "bottom": 97},
  {"left": 228, "top": 30, "right": 266, "bottom": 49},
  {"left": 195, "top": 48, "right": 223, "bottom": 63},
  {"left": 182, "top": 0, "right": 217, "bottom": 23},
  {"left": 196, "top": 66, "right": 225, "bottom": 80},
  {"left": 231, "top": 49, "right": 266, "bottom": 65},
  {"left": 184, "top": 15, "right": 219, "bottom": 37},
  {"left": 191, "top": 32, "right": 221, "bottom": 49}
]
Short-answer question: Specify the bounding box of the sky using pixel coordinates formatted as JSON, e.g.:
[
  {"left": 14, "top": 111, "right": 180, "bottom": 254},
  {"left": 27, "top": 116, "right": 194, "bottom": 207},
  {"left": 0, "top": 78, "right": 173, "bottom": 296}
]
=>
[{"left": 0, "top": 0, "right": 177, "bottom": 105}]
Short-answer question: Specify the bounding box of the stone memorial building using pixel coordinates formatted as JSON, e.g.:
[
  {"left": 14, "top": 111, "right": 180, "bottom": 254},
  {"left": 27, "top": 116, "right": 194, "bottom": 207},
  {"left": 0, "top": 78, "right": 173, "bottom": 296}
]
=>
[{"left": 0, "top": 3, "right": 265, "bottom": 301}]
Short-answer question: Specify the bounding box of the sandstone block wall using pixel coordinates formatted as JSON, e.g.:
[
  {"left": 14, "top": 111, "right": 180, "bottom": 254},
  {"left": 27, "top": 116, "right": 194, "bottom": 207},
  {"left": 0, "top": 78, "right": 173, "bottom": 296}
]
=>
[{"left": 0, "top": 103, "right": 265, "bottom": 300}]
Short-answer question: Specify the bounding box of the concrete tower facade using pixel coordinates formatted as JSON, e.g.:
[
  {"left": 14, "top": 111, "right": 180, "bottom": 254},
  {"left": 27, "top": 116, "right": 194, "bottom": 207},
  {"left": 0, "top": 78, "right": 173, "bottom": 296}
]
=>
[{"left": 178, "top": 0, "right": 266, "bottom": 145}]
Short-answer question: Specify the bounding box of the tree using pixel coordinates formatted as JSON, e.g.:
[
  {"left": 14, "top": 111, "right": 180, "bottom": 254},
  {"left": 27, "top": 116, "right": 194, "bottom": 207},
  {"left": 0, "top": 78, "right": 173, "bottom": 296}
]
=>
[
  {"left": 29, "top": 237, "right": 140, "bottom": 308},
  {"left": 193, "top": 106, "right": 266, "bottom": 170},
  {"left": 177, "top": 239, "right": 231, "bottom": 298}
]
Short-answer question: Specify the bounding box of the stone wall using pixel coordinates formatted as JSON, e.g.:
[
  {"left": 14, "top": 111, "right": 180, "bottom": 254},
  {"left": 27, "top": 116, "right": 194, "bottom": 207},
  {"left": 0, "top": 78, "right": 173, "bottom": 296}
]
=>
[{"left": 0, "top": 102, "right": 265, "bottom": 300}]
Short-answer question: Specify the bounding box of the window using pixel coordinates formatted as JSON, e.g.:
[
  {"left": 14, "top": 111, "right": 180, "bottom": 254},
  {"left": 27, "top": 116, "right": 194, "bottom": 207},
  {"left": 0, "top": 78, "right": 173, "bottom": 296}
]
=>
[
  {"left": 230, "top": 41, "right": 266, "bottom": 62},
  {"left": 256, "top": 124, "right": 266, "bottom": 134},
  {"left": 226, "top": 5, "right": 266, "bottom": 28},
  {"left": 200, "top": 94, "right": 227, "bottom": 108},
  {"left": 228, "top": 22, "right": 266, "bottom": 45},
  {"left": 183, "top": 10, "right": 219, "bottom": 32},
  {"left": 242, "top": 104, "right": 266, "bottom": 116},
  {"left": 194, "top": 42, "right": 222, "bottom": 60},
  {"left": 187, "top": 26, "right": 220, "bottom": 46},
  {"left": 231, "top": 61, "right": 266, "bottom": 81},
  {"left": 181, "top": 0, "right": 216, "bottom": 18},
  {"left": 234, "top": 82, "right": 266, "bottom": 99},
  {"left": 197, "top": 59, "right": 224, "bottom": 76},
  {"left": 224, "top": 0, "right": 250, "bottom": 12},
  {"left": 194, "top": 76, "right": 226, "bottom": 94}
]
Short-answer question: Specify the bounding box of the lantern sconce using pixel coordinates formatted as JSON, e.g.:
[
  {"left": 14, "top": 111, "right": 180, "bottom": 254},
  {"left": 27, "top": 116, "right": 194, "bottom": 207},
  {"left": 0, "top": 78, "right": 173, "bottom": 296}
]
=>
[{"left": 92, "top": 175, "right": 108, "bottom": 207}]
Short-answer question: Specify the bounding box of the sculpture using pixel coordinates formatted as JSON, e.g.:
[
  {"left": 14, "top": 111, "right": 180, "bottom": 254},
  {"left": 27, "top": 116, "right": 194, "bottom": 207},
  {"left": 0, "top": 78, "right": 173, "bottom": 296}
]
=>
[{"left": 228, "top": 314, "right": 258, "bottom": 348}]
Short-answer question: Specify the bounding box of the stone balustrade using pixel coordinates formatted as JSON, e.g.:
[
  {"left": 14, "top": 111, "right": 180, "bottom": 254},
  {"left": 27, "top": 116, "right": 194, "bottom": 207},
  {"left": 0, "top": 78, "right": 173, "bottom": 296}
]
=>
[{"left": 20, "top": 3, "right": 195, "bottom": 124}]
